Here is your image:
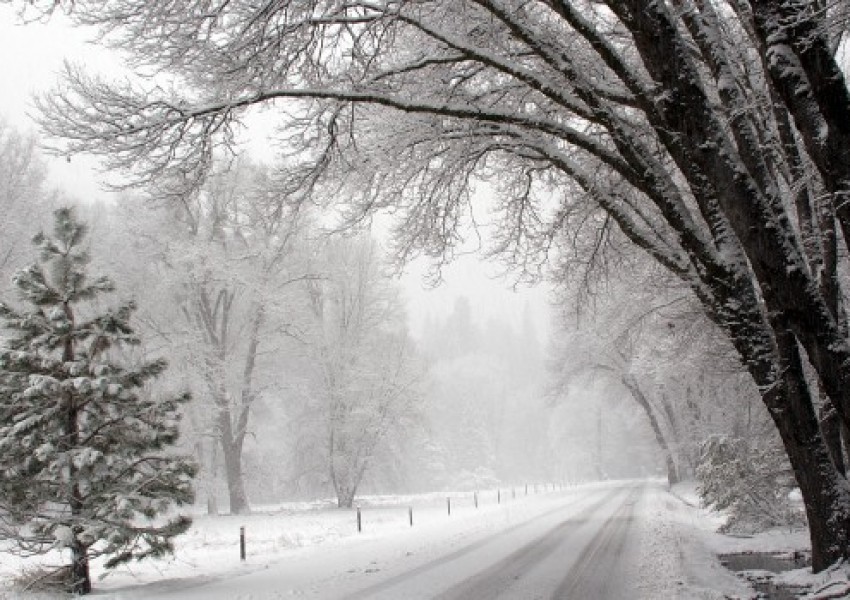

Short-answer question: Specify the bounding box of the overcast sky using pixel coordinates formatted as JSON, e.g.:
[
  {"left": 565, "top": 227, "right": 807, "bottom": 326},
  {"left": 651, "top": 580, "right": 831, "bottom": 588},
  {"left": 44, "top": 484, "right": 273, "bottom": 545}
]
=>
[{"left": 0, "top": 5, "right": 553, "bottom": 339}]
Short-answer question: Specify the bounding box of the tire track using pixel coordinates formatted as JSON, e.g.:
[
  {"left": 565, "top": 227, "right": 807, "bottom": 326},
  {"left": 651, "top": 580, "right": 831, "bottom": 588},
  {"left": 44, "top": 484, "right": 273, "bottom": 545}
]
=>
[
  {"left": 432, "top": 487, "right": 630, "bottom": 600},
  {"left": 552, "top": 484, "right": 642, "bottom": 599},
  {"left": 345, "top": 487, "right": 625, "bottom": 600}
]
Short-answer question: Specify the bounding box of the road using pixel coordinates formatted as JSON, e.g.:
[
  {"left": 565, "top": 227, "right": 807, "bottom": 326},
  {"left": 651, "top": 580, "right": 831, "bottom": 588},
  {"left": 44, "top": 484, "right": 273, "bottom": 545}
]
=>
[
  {"left": 127, "top": 482, "right": 648, "bottom": 600},
  {"left": 345, "top": 483, "right": 643, "bottom": 600}
]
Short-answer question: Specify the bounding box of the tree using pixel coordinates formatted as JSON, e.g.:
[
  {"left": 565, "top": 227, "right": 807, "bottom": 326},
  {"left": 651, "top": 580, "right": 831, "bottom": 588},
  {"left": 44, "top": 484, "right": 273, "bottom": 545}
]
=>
[
  {"left": 302, "top": 235, "right": 423, "bottom": 507},
  {"left": 34, "top": 0, "right": 850, "bottom": 570},
  {"left": 0, "top": 208, "right": 195, "bottom": 594},
  {"left": 698, "top": 434, "right": 801, "bottom": 534},
  {"left": 0, "top": 116, "right": 53, "bottom": 291},
  {"left": 114, "top": 160, "right": 313, "bottom": 514}
]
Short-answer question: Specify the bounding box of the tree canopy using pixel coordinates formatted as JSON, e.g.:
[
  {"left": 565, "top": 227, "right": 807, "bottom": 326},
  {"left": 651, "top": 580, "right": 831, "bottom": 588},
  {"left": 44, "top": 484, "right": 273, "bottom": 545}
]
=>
[{"left": 31, "top": 0, "right": 850, "bottom": 571}]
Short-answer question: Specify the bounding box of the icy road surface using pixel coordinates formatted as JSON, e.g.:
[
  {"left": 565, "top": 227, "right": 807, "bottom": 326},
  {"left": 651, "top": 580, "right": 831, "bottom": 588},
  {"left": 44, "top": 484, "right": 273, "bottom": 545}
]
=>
[{"left": 87, "top": 480, "right": 747, "bottom": 599}]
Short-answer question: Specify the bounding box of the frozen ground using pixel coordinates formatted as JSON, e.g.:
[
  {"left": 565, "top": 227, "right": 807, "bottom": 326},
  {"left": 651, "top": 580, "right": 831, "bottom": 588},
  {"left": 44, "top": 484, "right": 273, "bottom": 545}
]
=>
[{"left": 0, "top": 479, "right": 822, "bottom": 599}]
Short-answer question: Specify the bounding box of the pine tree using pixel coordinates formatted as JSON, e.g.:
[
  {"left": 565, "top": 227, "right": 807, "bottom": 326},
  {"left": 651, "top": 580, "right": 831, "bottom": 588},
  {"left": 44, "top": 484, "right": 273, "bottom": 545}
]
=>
[{"left": 0, "top": 208, "right": 196, "bottom": 595}]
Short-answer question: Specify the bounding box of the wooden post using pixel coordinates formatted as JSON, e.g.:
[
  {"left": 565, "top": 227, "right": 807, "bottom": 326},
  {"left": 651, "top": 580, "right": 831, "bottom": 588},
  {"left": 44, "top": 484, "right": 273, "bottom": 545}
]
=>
[
  {"left": 239, "top": 526, "right": 246, "bottom": 561},
  {"left": 474, "top": 491, "right": 478, "bottom": 508},
  {"left": 357, "top": 507, "right": 362, "bottom": 533},
  {"left": 447, "top": 497, "right": 451, "bottom": 516},
  {"left": 497, "top": 489, "right": 501, "bottom": 504},
  {"left": 525, "top": 483, "right": 528, "bottom": 496},
  {"left": 409, "top": 506, "right": 413, "bottom": 527},
  {"left": 512, "top": 488, "right": 516, "bottom": 499}
]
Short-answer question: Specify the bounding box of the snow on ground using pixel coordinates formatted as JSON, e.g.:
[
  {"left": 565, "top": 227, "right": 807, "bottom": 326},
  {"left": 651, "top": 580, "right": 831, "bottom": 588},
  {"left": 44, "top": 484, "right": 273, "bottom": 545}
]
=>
[
  {"left": 0, "top": 479, "right": 824, "bottom": 599},
  {"left": 0, "top": 484, "right": 592, "bottom": 598},
  {"left": 628, "top": 482, "right": 753, "bottom": 599},
  {"left": 671, "top": 482, "right": 850, "bottom": 600}
]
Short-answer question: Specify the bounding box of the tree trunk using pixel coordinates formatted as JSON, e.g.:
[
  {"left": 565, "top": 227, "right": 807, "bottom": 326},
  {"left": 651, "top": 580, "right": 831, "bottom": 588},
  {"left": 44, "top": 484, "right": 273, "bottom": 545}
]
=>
[
  {"left": 219, "top": 304, "right": 262, "bottom": 516},
  {"left": 69, "top": 541, "right": 91, "bottom": 595},
  {"left": 622, "top": 375, "right": 679, "bottom": 486},
  {"left": 330, "top": 453, "right": 357, "bottom": 509},
  {"left": 204, "top": 438, "right": 218, "bottom": 515},
  {"left": 223, "top": 451, "right": 248, "bottom": 514},
  {"left": 62, "top": 302, "right": 91, "bottom": 594},
  {"left": 842, "top": 423, "right": 850, "bottom": 473},
  {"left": 213, "top": 383, "right": 249, "bottom": 514},
  {"left": 336, "top": 486, "right": 356, "bottom": 509},
  {"left": 820, "top": 400, "right": 846, "bottom": 476},
  {"left": 220, "top": 429, "right": 249, "bottom": 514},
  {"left": 749, "top": 0, "right": 850, "bottom": 255},
  {"left": 760, "top": 323, "right": 850, "bottom": 571}
]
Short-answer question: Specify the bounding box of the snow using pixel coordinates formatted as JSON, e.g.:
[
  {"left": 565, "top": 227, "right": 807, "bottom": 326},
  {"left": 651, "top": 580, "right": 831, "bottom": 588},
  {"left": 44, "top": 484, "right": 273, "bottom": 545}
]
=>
[
  {"left": 51, "top": 526, "right": 74, "bottom": 549},
  {"left": 0, "top": 480, "right": 822, "bottom": 599}
]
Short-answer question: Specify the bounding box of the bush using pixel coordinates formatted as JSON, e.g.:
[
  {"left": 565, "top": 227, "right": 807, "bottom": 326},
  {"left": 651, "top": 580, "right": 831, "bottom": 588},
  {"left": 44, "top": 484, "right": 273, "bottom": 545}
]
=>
[{"left": 696, "top": 435, "right": 804, "bottom": 533}]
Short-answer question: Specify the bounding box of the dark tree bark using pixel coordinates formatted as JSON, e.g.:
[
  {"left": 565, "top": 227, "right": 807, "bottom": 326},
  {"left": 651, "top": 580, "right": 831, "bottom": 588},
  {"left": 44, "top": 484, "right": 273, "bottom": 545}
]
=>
[
  {"left": 62, "top": 301, "right": 92, "bottom": 595},
  {"left": 820, "top": 400, "right": 846, "bottom": 476},
  {"left": 762, "top": 321, "right": 850, "bottom": 571},
  {"left": 69, "top": 541, "right": 91, "bottom": 596},
  {"left": 749, "top": 0, "right": 850, "bottom": 249}
]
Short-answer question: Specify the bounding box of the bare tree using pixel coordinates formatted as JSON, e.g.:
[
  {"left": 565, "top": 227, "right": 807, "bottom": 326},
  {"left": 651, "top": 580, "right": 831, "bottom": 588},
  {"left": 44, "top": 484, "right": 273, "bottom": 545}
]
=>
[
  {"left": 549, "top": 271, "right": 684, "bottom": 487},
  {"left": 0, "top": 117, "right": 53, "bottom": 288},
  {"left": 33, "top": 0, "right": 850, "bottom": 569},
  {"left": 128, "top": 160, "right": 312, "bottom": 514},
  {"left": 303, "top": 235, "right": 423, "bottom": 508}
]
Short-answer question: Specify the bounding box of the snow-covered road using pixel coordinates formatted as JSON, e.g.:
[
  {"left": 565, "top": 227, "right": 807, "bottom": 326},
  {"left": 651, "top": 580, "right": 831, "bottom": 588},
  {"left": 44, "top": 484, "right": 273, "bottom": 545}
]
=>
[
  {"left": 3, "top": 480, "right": 755, "bottom": 599},
  {"left": 100, "top": 481, "right": 722, "bottom": 600},
  {"left": 351, "top": 484, "right": 641, "bottom": 599}
]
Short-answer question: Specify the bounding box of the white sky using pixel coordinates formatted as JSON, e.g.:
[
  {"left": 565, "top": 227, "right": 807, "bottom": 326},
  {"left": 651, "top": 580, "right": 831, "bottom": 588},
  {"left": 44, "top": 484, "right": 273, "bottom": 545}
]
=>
[{"left": 0, "top": 6, "right": 553, "bottom": 338}]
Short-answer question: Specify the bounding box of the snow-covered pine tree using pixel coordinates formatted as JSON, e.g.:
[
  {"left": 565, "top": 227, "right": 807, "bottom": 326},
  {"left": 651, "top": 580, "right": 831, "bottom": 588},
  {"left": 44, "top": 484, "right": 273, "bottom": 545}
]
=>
[{"left": 0, "top": 207, "right": 196, "bottom": 595}]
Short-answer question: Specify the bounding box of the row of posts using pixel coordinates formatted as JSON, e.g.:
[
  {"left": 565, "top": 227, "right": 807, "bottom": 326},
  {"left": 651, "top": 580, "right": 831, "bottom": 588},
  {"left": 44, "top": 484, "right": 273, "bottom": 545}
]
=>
[{"left": 239, "top": 482, "right": 564, "bottom": 560}]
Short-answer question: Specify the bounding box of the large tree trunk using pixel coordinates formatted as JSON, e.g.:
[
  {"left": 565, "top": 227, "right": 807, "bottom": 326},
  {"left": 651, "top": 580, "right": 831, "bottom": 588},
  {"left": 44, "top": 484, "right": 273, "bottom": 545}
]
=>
[
  {"left": 749, "top": 0, "right": 850, "bottom": 252},
  {"left": 222, "top": 441, "right": 249, "bottom": 514},
  {"left": 759, "top": 321, "right": 850, "bottom": 571},
  {"left": 820, "top": 400, "right": 846, "bottom": 476},
  {"left": 622, "top": 375, "right": 679, "bottom": 486},
  {"left": 220, "top": 305, "right": 262, "bottom": 515},
  {"left": 218, "top": 409, "right": 249, "bottom": 515},
  {"left": 842, "top": 423, "right": 850, "bottom": 473}
]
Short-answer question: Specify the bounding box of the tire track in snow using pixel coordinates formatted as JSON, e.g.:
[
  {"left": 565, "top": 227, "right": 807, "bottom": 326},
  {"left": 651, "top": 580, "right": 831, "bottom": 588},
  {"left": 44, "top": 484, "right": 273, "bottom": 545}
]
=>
[
  {"left": 346, "top": 485, "right": 629, "bottom": 599},
  {"left": 551, "top": 484, "right": 642, "bottom": 599}
]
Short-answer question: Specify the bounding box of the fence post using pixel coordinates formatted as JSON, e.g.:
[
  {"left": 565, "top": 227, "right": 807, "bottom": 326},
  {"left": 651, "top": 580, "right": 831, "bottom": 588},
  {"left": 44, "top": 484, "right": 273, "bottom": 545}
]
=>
[
  {"left": 498, "top": 489, "right": 501, "bottom": 504},
  {"left": 525, "top": 483, "right": 528, "bottom": 496},
  {"left": 512, "top": 488, "right": 516, "bottom": 499},
  {"left": 240, "top": 526, "right": 246, "bottom": 561},
  {"left": 474, "top": 491, "right": 478, "bottom": 508},
  {"left": 409, "top": 506, "right": 414, "bottom": 527},
  {"left": 447, "top": 497, "right": 451, "bottom": 516},
  {"left": 357, "top": 506, "right": 362, "bottom": 533}
]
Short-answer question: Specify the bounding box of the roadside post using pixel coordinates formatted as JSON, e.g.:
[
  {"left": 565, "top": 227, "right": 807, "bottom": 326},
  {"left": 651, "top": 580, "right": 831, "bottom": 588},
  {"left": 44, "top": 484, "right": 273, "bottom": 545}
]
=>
[{"left": 240, "top": 526, "right": 246, "bottom": 561}]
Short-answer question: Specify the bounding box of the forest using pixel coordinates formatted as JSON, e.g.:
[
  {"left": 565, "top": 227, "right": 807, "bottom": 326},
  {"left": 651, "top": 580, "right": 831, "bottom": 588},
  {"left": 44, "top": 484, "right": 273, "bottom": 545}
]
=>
[{"left": 1, "top": 0, "right": 850, "bottom": 594}]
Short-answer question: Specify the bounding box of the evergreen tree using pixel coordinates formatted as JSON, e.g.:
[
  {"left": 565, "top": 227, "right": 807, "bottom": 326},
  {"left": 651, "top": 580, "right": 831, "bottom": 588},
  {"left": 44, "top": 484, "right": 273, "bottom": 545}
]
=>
[{"left": 0, "top": 208, "right": 196, "bottom": 594}]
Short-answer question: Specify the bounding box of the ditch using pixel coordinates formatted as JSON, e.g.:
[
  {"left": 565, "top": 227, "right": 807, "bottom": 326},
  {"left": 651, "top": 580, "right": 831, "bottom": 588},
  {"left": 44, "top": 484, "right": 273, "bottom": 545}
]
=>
[{"left": 720, "top": 552, "right": 809, "bottom": 599}]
